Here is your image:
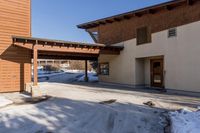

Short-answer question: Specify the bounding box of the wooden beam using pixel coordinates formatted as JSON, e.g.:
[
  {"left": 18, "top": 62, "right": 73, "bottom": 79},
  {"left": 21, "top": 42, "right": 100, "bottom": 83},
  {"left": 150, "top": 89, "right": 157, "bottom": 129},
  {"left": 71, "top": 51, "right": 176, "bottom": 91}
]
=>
[
  {"left": 33, "top": 46, "right": 38, "bottom": 86},
  {"left": 105, "top": 19, "right": 114, "bottom": 23},
  {"left": 165, "top": 5, "right": 173, "bottom": 10},
  {"left": 187, "top": 0, "right": 193, "bottom": 5},
  {"left": 99, "top": 21, "right": 106, "bottom": 25},
  {"left": 14, "top": 42, "right": 100, "bottom": 54},
  {"left": 38, "top": 55, "right": 98, "bottom": 60},
  {"left": 114, "top": 18, "right": 121, "bottom": 21},
  {"left": 124, "top": 15, "right": 132, "bottom": 19},
  {"left": 87, "top": 31, "right": 98, "bottom": 43},
  {"left": 100, "top": 49, "right": 120, "bottom": 55},
  {"left": 148, "top": 9, "right": 156, "bottom": 14},
  {"left": 135, "top": 13, "right": 142, "bottom": 17},
  {"left": 36, "top": 45, "right": 100, "bottom": 54},
  {"left": 13, "top": 42, "right": 33, "bottom": 49},
  {"left": 84, "top": 60, "right": 88, "bottom": 82},
  {"left": 38, "top": 51, "right": 99, "bottom": 57}
]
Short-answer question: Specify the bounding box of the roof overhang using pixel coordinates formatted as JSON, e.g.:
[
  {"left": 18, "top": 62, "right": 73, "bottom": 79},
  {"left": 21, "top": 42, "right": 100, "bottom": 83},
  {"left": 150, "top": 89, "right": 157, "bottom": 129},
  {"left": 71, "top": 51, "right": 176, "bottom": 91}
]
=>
[
  {"left": 77, "top": 0, "right": 195, "bottom": 29},
  {"left": 12, "top": 36, "right": 124, "bottom": 60}
]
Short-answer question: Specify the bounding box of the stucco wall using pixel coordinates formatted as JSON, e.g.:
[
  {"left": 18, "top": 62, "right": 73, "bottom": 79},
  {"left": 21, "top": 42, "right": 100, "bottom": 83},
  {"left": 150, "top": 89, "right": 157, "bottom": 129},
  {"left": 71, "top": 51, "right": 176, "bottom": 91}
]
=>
[{"left": 99, "top": 20, "right": 200, "bottom": 92}]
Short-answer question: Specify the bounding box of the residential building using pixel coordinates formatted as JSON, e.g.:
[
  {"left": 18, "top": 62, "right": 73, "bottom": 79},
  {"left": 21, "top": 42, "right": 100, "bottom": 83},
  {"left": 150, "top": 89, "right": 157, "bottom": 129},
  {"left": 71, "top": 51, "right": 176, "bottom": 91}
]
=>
[{"left": 78, "top": 0, "right": 200, "bottom": 92}]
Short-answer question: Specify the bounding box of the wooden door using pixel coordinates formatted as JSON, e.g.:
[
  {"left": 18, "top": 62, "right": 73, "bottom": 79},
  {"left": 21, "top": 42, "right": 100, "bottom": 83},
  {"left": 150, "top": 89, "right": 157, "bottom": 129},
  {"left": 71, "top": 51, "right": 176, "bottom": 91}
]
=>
[{"left": 150, "top": 59, "right": 164, "bottom": 88}]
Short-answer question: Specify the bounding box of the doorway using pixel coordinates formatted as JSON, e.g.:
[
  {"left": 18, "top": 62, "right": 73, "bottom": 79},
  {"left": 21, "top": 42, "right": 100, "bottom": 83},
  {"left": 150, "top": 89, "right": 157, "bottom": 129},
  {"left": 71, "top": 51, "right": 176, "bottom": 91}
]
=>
[{"left": 150, "top": 58, "right": 164, "bottom": 88}]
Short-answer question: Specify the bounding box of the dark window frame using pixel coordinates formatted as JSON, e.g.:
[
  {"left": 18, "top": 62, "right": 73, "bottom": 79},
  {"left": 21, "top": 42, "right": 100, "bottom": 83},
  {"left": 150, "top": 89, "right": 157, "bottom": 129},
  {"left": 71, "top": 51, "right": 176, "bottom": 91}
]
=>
[
  {"left": 136, "top": 26, "right": 152, "bottom": 45},
  {"left": 99, "top": 62, "right": 109, "bottom": 75}
]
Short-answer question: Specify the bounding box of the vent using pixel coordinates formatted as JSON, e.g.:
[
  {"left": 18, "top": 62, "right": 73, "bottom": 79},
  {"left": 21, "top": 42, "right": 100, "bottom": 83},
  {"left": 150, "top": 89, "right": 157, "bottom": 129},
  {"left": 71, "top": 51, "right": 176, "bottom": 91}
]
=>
[{"left": 168, "top": 28, "right": 177, "bottom": 38}]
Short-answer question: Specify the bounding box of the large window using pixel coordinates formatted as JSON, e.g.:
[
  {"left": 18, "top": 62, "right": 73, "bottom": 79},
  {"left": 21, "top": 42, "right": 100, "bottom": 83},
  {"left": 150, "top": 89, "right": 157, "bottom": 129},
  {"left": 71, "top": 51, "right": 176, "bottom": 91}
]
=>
[
  {"left": 99, "top": 63, "right": 109, "bottom": 75},
  {"left": 136, "top": 26, "right": 151, "bottom": 45}
]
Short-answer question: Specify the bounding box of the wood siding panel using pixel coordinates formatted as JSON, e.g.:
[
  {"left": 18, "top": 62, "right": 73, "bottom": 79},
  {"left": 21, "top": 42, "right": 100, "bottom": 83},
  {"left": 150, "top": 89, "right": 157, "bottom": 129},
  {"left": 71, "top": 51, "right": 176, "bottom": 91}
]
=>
[
  {"left": 0, "top": 0, "right": 31, "bottom": 92},
  {"left": 97, "top": 2, "right": 200, "bottom": 45}
]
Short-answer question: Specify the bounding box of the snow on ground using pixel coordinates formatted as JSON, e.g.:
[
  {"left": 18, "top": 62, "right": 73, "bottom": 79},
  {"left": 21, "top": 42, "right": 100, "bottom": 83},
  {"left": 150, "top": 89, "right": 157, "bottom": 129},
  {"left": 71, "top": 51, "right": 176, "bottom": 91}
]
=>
[
  {"left": 0, "top": 82, "right": 167, "bottom": 133},
  {"left": 0, "top": 96, "right": 165, "bottom": 133},
  {"left": 39, "top": 72, "right": 82, "bottom": 83},
  {"left": 38, "top": 70, "right": 65, "bottom": 78},
  {"left": 77, "top": 72, "right": 98, "bottom": 82},
  {"left": 64, "top": 69, "right": 84, "bottom": 73},
  {"left": 169, "top": 109, "right": 200, "bottom": 133},
  {"left": 0, "top": 96, "right": 13, "bottom": 108}
]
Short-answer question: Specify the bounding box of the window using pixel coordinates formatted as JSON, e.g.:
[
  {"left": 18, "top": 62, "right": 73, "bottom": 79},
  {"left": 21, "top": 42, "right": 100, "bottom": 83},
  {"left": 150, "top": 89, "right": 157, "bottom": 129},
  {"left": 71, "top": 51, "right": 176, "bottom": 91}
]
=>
[
  {"left": 137, "top": 26, "right": 151, "bottom": 45},
  {"left": 168, "top": 28, "right": 177, "bottom": 38},
  {"left": 99, "top": 63, "right": 109, "bottom": 75}
]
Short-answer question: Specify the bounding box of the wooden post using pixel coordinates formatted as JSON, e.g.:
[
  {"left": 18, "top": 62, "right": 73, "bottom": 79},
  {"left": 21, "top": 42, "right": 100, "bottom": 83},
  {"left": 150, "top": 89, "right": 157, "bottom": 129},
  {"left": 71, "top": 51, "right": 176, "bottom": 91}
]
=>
[
  {"left": 33, "top": 46, "right": 38, "bottom": 86},
  {"left": 84, "top": 60, "right": 88, "bottom": 82}
]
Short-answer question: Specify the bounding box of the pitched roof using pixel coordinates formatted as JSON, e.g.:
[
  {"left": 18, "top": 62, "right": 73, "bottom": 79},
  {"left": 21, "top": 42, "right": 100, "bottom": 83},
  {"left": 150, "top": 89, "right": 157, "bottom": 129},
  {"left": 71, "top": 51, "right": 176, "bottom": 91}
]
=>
[
  {"left": 12, "top": 36, "right": 124, "bottom": 50},
  {"left": 77, "top": 0, "right": 194, "bottom": 29}
]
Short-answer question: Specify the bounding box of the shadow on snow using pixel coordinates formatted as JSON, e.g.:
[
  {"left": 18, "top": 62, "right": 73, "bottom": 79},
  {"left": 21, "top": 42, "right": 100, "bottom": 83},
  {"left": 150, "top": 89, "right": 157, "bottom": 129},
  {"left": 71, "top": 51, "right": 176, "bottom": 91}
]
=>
[{"left": 0, "top": 97, "right": 166, "bottom": 133}]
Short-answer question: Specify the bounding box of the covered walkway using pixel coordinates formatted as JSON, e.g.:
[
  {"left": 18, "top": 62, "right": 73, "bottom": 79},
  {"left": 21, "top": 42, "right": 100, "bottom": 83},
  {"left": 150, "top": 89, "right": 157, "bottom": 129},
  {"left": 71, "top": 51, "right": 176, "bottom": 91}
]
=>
[{"left": 12, "top": 36, "right": 123, "bottom": 86}]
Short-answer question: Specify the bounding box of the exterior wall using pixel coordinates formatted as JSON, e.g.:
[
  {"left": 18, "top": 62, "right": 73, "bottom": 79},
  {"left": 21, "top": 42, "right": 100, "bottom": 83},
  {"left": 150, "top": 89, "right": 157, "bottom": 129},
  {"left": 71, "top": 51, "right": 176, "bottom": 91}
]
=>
[
  {"left": 144, "top": 59, "right": 150, "bottom": 86},
  {"left": 135, "top": 58, "right": 145, "bottom": 86},
  {"left": 99, "top": 20, "right": 200, "bottom": 92},
  {"left": 97, "top": 1, "right": 200, "bottom": 45},
  {"left": 99, "top": 48, "right": 135, "bottom": 85},
  {"left": 0, "top": 0, "right": 31, "bottom": 92}
]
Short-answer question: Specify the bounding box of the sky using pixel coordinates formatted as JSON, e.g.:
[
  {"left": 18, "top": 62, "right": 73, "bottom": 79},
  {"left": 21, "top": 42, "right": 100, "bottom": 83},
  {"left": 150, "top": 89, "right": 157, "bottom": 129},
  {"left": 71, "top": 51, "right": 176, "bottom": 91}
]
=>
[{"left": 32, "top": 0, "right": 171, "bottom": 43}]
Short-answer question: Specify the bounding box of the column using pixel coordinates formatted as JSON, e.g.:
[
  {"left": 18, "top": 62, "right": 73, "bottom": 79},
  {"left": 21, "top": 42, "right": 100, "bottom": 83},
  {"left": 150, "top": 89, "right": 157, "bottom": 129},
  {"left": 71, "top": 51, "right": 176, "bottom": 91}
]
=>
[
  {"left": 84, "top": 60, "right": 88, "bottom": 82},
  {"left": 33, "top": 46, "right": 38, "bottom": 86}
]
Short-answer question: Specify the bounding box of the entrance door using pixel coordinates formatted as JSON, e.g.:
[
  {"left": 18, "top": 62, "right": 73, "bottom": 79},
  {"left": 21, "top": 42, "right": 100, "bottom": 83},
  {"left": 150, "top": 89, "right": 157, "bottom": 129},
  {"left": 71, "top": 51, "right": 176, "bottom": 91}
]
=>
[{"left": 150, "top": 59, "right": 164, "bottom": 88}]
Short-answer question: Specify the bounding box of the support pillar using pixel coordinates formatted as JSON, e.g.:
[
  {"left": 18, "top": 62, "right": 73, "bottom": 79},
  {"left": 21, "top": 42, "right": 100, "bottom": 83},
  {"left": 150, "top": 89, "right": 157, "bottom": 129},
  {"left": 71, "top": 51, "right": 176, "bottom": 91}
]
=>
[
  {"left": 84, "top": 60, "right": 88, "bottom": 82},
  {"left": 32, "top": 46, "right": 44, "bottom": 97},
  {"left": 33, "top": 46, "right": 38, "bottom": 86}
]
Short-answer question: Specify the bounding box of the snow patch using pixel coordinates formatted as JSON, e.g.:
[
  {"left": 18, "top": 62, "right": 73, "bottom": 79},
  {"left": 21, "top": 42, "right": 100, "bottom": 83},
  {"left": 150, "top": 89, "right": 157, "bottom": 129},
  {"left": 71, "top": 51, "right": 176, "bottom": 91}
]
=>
[
  {"left": 0, "top": 98, "right": 164, "bottom": 133},
  {"left": 169, "top": 109, "right": 200, "bottom": 133},
  {"left": 0, "top": 96, "right": 13, "bottom": 108},
  {"left": 65, "top": 69, "right": 84, "bottom": 73}
]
